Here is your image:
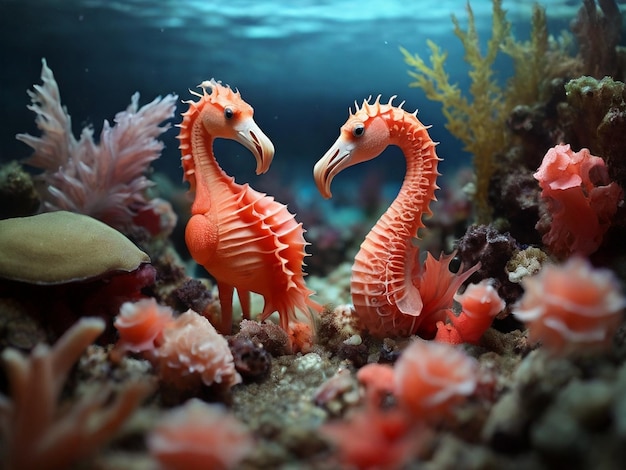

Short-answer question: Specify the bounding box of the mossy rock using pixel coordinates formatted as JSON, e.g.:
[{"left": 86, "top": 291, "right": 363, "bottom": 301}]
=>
[{"left": 0, "top": 211, "right": 150, "bottom": 284}]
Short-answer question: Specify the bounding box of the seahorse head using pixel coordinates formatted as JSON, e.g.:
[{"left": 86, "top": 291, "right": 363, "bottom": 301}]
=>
[
  {"left": 313, "top": 95, "right": 402, "bottom": 198},
  {"left": 180, "top": 79, "right": 274, "bottom": 175}
]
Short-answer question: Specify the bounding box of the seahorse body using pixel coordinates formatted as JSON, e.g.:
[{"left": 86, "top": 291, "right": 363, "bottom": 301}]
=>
[
  {"left": 179, "top": 80, "right": 320, "bottom": 334},
  {"left": 314, "top": 96, "right": 476, "bottom": 338}
]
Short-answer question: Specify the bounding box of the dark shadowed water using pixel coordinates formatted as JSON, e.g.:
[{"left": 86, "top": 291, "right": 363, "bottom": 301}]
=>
[{"left": 0, "top": 0, "right": 608, "bottom": 201}]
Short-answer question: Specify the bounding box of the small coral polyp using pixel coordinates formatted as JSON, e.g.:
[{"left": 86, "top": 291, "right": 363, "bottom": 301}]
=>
[
  {"left": 514, "top": 257, "right": 626, "bottom": 355},
  {"left": 394, "top": 340, "right": 480, "bottom": 419}
]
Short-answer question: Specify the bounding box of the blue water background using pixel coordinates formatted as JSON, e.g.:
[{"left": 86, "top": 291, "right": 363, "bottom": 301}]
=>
[{"left": 0, "top": 0, "right": 612, "bottom": 205}]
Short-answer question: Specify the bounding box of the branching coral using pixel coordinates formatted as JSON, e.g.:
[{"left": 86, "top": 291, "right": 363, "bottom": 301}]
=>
[
  {"left": 400, "top": 0, "right": 572, "bottom": 223},
  {"left": 0, "top": 318, "right": 152, "bottom": 470},
  {"left": 571, "top": 0, "right": 623, "bottom": 79},
  {"left": 16, "top": 59, "right": 177, "bottom": 233},
  {"left": 561, "top": 76, "right": 626, "bottom": 192}
]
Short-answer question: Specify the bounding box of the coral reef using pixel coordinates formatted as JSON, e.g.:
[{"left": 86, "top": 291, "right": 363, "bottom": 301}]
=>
[
  {"left": 147, "top": 398, "right": 254, "bottom": 470},
  {"left": 3, "top": 3, "right": 626, "bottom": 469},
  {"left": 0, "top": 318, "right": 152, "bottom": 470},
  {"left": 560, "top": 76, "right": 626, "bottom": 196},
  {"left": 436, "top": 279, "right": 505, "bottom": 345},
  {"left": 112, "top": 301, "right": 241, "bottom": 397},
  {"left": 513, "top": 257, "right": 626, "bottom": 355},
  {"left": 16, "top": 59, "right": 177, "bottom": 234},
  {"left": 0, "top": 211, "right": 156, "bottom": 338},
  {"left": 402, "top": 0, "right": 624, "bottom": 226},
  {"left": 534, "top": 144, "right": 623, "bottom": 258},
  {"left": 0, "top": 161, "right": 39, "bottom": 219},
  {"left": 571, "top": 0, "right": 625, "bottom": 79},
  {"left": 401, "top": 0, "right": 560, "bottom": 222}
]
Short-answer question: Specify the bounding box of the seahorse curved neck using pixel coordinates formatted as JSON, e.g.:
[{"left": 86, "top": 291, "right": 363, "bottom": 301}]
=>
[
  {"left": 372, "top": 112, "right": 439, "bottom": 244},
  {"left": 183, "top": 114, "right": 235, "bottom": 216}
]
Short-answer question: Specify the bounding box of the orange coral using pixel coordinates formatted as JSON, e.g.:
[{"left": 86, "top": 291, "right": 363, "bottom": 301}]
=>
[
  {"left": 393, "top": 340, "right": 479, "bottom": 419},
  {"left": 356, "top": 363, "right": 395, "bottom": 406},
  {"left": 513, "top": 257, "right": 625, "bottom": 355},
  {"left": 112, "top": 302, "right": 241, "bottom": 392},
  {"left": 147, "top": 398, "right": 253, "bottom": 470},
  {"left": 435, "top": 279, "right": 505, "bottom": 344},
  {"left": 113, "top": 298, "right": 174, "bottom": 356},
  {"left": 534, "top": 144, "right": 623, "bottom": 258},
  {"left": 321, "top": 405, "right": 425, "bottom": 470}
]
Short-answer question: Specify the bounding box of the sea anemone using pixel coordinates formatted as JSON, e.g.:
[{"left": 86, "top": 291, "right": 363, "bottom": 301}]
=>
[
  {"left": 147, "top": 398, "right": 253, "bottom": 470},
  {"left": 435, "top": 279, "right": 505, "bottom": 344},
  {"left": 154, "top": 311, "right": 241, "bottom": 391},
  {"left": 113, "top": 298, "right": 175, "bottom": 355},
  {"left": 321, "top": 405, "right": 425, "bottom": 470},
  {"left": 513, "top": 257, "right": 626, "bottom": 355},
  {"left": 393, "top": 339, "right": 480, "bottom": 419},
  {"left": 534, "top": 144, "right": 623, "bottom": 258}
]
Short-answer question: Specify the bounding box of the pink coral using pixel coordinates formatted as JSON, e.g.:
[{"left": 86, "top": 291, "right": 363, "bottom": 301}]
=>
[
  {"left": 321, "top": 405, "right": 425, "bottom": 470},
  {"left": 513, "top": 257, "right": 626, "bottom": 355},
  {"left": 154, "top": 311, "right": 241, "bottom": 390},
  {"left": 393, "top": 340, "right": 479, "bottom": 419},
  {"left": 0, "top": 318, "right": 151, "bottom": 470},
  {"left": 16, "top": 59, "right": 177, "bottom": 233},
  {"left": 147, "top": 398, "right": 253, "bottom": 470},
  {"left": 533, "top": 144, "right": 623, "bottom": 258},
  {"left": 435, "top": 279, "right": 505, "bottom": 344},
  {"left": 113, "top": 298, "right": 175, "bottom": 356}
]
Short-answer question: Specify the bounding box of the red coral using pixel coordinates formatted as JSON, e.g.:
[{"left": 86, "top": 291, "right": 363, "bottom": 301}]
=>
[
  {"left": 534, "top": 144, "right": 623, "bottom": 258},
  {"left": 147, "top": 398, "right": 253, "bottom": 470},
  {"left": 321, "top": 405, "right": 425, "bottom": 470},
  {"left": 393, "top": 340, "right": 479, "bottom": 420},
  {"left": 513, "top": 257, "right": 626, "bottom": 355},
  {"left": 435, "top": 279, "right": 505, "bottom": 345},
  {"left": 112, "top": 298, "right": 174, "bottom": 357}
]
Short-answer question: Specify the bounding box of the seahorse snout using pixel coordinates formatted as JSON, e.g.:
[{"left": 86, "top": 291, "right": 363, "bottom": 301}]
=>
[
  {"left": 314, "top": 140, "right": 352, "bottom": 199},
  {"left": 234, "top": 117, "right": 275, "bottom": 175}
]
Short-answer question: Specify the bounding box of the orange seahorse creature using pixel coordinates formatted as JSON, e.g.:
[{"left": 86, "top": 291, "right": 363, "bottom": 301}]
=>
[
  {"left": 178, "top": 79, "right": 320, "bottom": 335},
  {"left": 314, "top": 96, "right": 479, "bottom": 338}
]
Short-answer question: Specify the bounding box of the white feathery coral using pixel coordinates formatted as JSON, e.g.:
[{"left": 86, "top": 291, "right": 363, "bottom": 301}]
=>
[
  {"left": 0, "top": 317, "right": 152, "bottom": 470},
  {"left": 16, "top": 58, "right": 177, "bottom": 232}
]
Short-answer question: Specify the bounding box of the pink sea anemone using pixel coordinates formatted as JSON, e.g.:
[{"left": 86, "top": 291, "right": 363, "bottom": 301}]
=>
[
  {"left": 534, "top": 144, "right": 623, "bottom": 258},
  {"left": 147, "top": 398, "right": 253, "bottom": 470},
  {"left": 321, "top": 405, "right": 425, "bottom": 470},
  {"left": 435, "top": 279, "right": 505, "bottom": 344},
  {"left": 113, "top": 298, "right": 174, "bottom": 355},
  {"left": 513, "top": 257, "right": 626, "bottom": 355},
  {"left": 154, "top": 311, "right": 241, "bottom": 390},
  {"left": 393, "top": 340, "right": 480, "bottom": 419}
]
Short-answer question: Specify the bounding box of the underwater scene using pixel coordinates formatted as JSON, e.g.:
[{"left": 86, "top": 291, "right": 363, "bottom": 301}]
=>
[{"left": 1, "top": 0, "right": 626, "bottom": 468}]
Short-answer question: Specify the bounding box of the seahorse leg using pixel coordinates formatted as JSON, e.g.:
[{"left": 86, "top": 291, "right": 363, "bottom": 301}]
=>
[
  {"left": 217, "top": 280, "right": 235, "bottom": 334},
  {"left": 238, "top": 289, "right": 251, "bottom": 320}
]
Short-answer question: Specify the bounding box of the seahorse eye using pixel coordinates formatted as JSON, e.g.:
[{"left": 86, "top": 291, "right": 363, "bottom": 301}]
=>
[
  {"left": 224, "top": 107, "right": 234, "bottom": 119},
  {"left": 353, "top": 123, "right": 365, "bottom": 137}
]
